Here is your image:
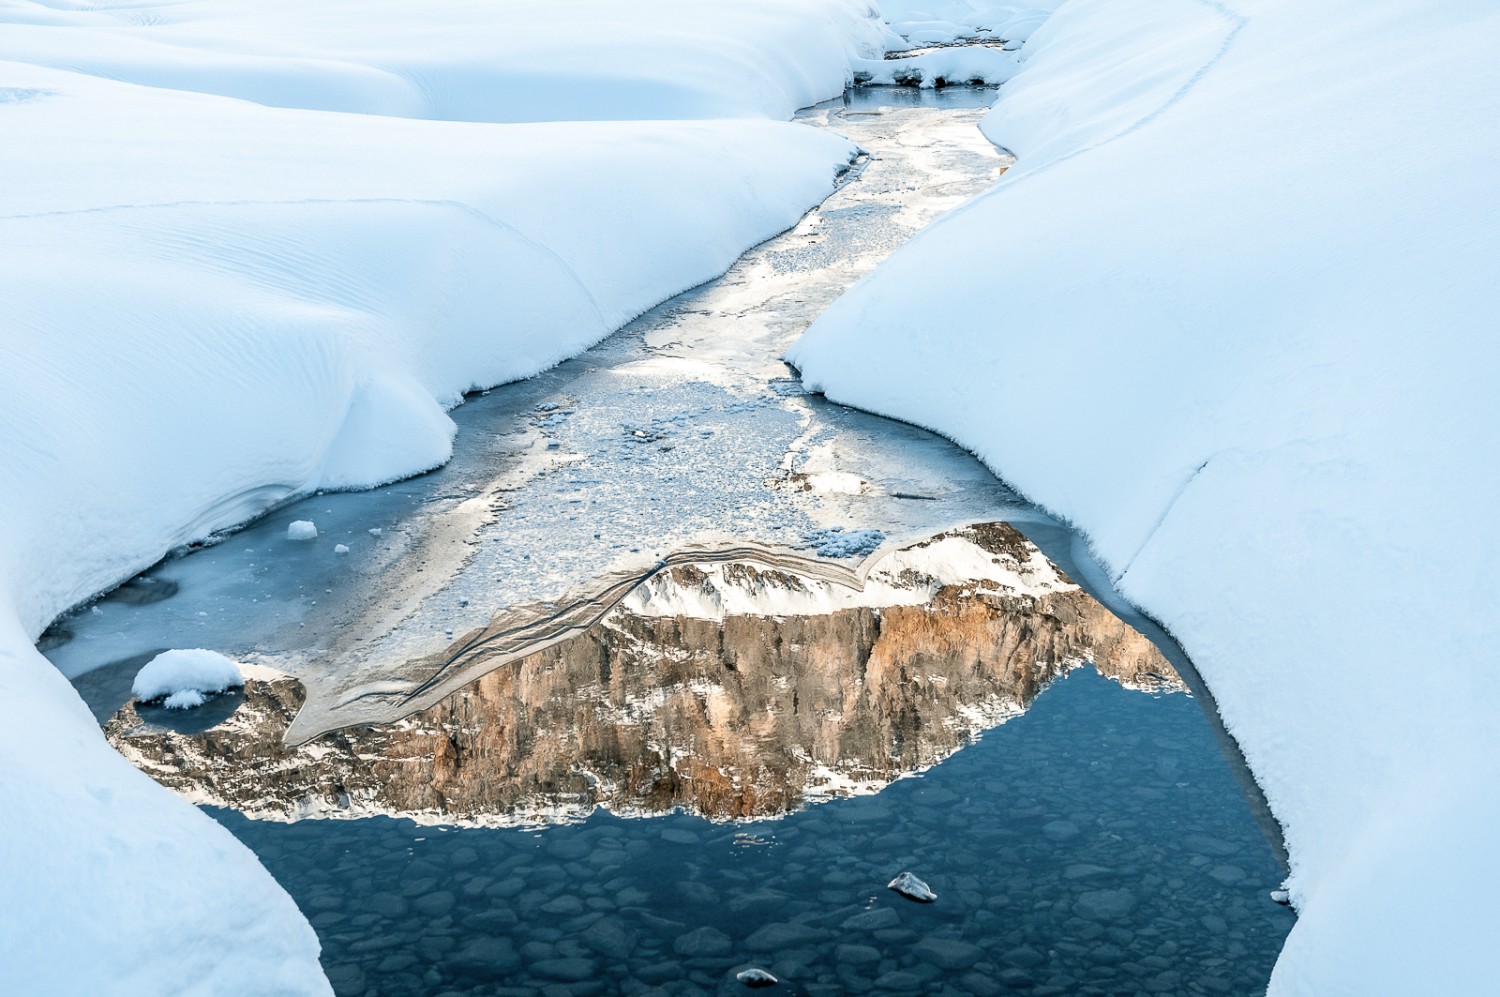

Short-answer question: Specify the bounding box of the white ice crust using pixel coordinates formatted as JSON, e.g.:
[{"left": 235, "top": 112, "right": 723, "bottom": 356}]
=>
[{"left": 792, "top": 0, "right": 1500, "bottom": 993}]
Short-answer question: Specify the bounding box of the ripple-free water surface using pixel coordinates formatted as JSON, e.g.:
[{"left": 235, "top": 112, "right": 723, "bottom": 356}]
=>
[{"left": 209, "top": 668, "right": 1291, "bottom": 996}]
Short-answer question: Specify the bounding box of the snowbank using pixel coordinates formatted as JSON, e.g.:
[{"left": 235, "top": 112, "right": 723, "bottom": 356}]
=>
[
  {"left": 132, "top": 650, "right": 245, "bottom": 704},
  {"left": 792, "top": 0, "right": 1500, "bottom": 992},
  {"left": 0, "top": 1, "right": 879, "bottom": 991},
  {"left": 0, "top": 0, "right": 887, "bottom": 122}
]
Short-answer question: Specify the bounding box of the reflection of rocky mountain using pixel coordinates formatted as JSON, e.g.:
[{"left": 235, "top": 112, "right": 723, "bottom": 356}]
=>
[{"left": 106, "top": 523, "right": 1176, "bottom": 824}]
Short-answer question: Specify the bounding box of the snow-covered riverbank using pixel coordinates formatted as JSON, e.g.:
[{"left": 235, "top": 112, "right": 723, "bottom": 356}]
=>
[
  {"left": 0, "top": 1, "right": 901, "bottom": 990},
  {"left": 791, "top": 1, "right": 1500, "bottom": 993}
]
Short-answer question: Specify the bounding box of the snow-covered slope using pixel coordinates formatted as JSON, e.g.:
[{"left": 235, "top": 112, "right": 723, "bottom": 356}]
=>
[
  {"left": 792, "top": 0, "right": 1500, "bottom": 993},
  {"left": 0, "top": 0, "right": 886, "bottom": 121},
  {"left": 0, "top": 1, "right": 879, "bottom": 991}
]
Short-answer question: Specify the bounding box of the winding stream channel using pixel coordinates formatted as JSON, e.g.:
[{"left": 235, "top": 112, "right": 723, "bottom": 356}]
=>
[{"left": 48, "top": 87, "right": 1294, "bottom": 995}]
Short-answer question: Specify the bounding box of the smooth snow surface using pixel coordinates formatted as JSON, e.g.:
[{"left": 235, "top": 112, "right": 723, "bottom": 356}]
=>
[
  {"left": 0, "top": 0, "right": 888, "bottom": 122},
  {"left": 792, "top": 1, "right": 1500, "bottom": 993},
  {"left": 132, "top": 649, "right": 244, "bottom": 703},
  {"left": 0, "top": 0, "right": 888, "bottom": 991}
]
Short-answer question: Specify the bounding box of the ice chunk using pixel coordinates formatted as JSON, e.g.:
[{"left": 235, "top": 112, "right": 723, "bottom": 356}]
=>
[
  {"left": 334, "top": 543, "right": 350, "bottom": 554},
  {"left": 132, "top": 649, "right": 244, "bottom": 703},
  {"left": 287, "top": 520, "right": 318, "bottom": 541},
  {"left": 736, "top": 968, "right": 779, "bottom": 988},
  {"left": 888, "top": 871, "right": 937, "bottom": 903}
]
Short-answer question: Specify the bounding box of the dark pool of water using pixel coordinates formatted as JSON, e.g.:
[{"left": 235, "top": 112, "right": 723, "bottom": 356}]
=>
[{"left": 208, "top": 668, "right": 1293, "bottom": 997}]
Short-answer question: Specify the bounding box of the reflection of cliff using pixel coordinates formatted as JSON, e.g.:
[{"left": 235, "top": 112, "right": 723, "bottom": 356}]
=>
[{"left": 106, "top": 524, "right": 1176, "bottom": 824}]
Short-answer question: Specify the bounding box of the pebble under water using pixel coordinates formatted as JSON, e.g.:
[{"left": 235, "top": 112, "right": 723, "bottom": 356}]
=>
[{"left": 208, "top": 668, "right": 1294, "bottom": 996}]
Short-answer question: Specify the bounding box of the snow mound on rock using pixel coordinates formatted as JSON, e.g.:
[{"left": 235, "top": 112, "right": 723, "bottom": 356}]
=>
[{"left": 131, "top": 649, "right": 245, "bottom": 704}]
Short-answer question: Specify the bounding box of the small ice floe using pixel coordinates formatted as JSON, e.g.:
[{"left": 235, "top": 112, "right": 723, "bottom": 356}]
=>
[
  {"left": 368, "top": 527, "right": 382, "bottom": 536},
  {"left": 132, "top": 648, "right": 243, "bottom": 709},
  {"left": 888, "top": 871, "right": 938, "bottom": 903},
  {"left": 287, "top": 520, "right": 318, "bottom": 541},
  {"left": 1269, "top": 889, "right": 1292, "bottom": 906},
  {"left": 735, "top": 968, "right": 778, "bottom": 989},
  {"left": 334, "top": 543, "right": 350, "bottom": 554}
]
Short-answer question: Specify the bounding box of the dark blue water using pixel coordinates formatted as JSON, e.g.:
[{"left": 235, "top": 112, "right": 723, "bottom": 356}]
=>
[{"left": 208, "top": 668, "right": 1292, "bottom": 996}]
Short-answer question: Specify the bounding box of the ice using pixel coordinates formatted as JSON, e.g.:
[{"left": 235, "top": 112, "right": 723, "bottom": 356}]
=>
[
  {"left": 163, "top": 689, "right": 207, "bottom": 710},
  {"left": 804, "top": 526, "right": 887, "bottom": 559},
  {"left": 736, "top": 968, "right": 780, "bottom": 988},
  {"left": 132, "top": 648, "right": 244, "bottom": 703},
  {"left": 791, "top": 0, "right": 1500, "bottom": 992},
  {"left": 888, "top": 870, "right": 938, "bottom": 902},
  {"left": 333, "top": 544, "right": 350, "bottom": 555},
  {"left": 286, "top": 521, "right": 318, "bottom": 542}
]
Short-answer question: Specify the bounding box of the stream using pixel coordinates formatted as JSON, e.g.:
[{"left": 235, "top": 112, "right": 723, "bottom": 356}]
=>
[{"left": 47, "top": 86, "right": 1294, "bottom": 995}]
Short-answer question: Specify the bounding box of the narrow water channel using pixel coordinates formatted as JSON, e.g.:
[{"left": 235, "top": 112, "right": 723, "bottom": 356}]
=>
[{"left": 48, "top": 86, "right": 1294, "bottom": 995}]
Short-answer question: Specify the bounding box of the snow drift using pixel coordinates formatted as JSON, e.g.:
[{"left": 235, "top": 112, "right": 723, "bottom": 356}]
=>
[
  {"left": 0, "top": 0, "right": 883, "bottom": 991},
  {"left": 792, "top": 0, "right": 1500, "bottom": 993}
]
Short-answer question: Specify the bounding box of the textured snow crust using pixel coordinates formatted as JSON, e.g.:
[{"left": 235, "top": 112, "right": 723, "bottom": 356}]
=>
[
  {"left": 791, "top": 1, "right": 1500, "bottom": 993},
  {"left": 0, "top": 0, "right": 888, "bottom": 992}
]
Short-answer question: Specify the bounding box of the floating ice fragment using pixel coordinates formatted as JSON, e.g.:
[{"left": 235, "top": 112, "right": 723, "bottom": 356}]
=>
[
  {"left": 334, "top": 544, "right": 350, "bottom": 554},
  {"left": 736, "top": 968, "right": 778, "bottom": 988},
  {"left": 163, "top": 689, "right": 206, "bottom": 710},
  {"left": 287, "top": 520, "right": 318, "bottom": 541},
  {"left": 368, "top": 527, "right": 382, "bottom": 536},
  {"left": 1269, "top": 889, "right": 1292, "bottom": 906},
  {"left": 888, "top": 871, "right": 937, "bottom": 903}
]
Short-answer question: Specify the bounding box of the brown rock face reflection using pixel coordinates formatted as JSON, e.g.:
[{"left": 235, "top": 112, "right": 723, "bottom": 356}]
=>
[{"left": 106, "top": 523, "right": 1177, "bottom": 824}]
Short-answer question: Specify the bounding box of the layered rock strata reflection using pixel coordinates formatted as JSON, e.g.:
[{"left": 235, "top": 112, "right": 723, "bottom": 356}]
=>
[{"left": 106, "top": 524, "right": 1177, "bottom": 824}]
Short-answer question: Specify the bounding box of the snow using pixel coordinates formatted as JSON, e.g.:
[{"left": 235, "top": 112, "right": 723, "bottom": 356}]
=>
[
  {"left": 0, "top": 0, "right": 889, "bottom": 123},
  {"left": 285, "top": 521, "right": 318, "bottom": 542},
  {"left": 132, "top": 648, "right": 245, "bottom": 704},
  {"left": 623, "top": 533, "right": 1074, "bottom": 621},
  {"left": 0, "top": 0, "right": 888, "bottom": 991},
  {"left": 163, "top": 689, "right": 207, "bottom": 710},
  {"left": 791, "top": 0, "right": 1500, "bottom": 993}
]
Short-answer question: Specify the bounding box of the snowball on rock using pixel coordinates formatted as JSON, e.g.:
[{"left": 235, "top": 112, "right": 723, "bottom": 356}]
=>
[
  {"left": 131, "top": 649, "right": 244, "bottom": 705},
  {"left": 286, "top": 520, "right": 318, "bottom": 541}
]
